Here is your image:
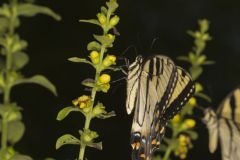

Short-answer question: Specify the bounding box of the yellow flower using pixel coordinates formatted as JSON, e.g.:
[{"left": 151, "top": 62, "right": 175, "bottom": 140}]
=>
[
  {"left": 178, "top": 135, "right": 188, "bottom": 145},
  {"left": 171, "top": 114, "right": 181, "bottom": 124},
  {"left": 89, "top": 51, "right": 100, "bottom": 64},
  {"left": 183, "top": 119, "right": 196, "bottom": 129},
  {"left": 72, "top": 95, "right": 91, "bottom": 109},
  {"left": 188, "top": 97, "right": 197, "bottom": 106},
  {"left": 97, "top": 13, "right": 106, "bottom": 25},
  {"left": 109, "top": 15, "right": 120, "bottom": 27},
  {"left": 99, "top": 74, "right": 111, "bottom": 84},
  {"left": 102, "top": 55, "right": 116, "bottom": 68},
  {"left": 180, "top": 153, "right": 187, "bottom": 159}
]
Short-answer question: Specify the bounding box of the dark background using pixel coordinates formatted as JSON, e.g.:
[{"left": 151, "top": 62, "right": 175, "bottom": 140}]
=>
[{"left": 1, "top": 0, "right": 240, "bottom": 159}]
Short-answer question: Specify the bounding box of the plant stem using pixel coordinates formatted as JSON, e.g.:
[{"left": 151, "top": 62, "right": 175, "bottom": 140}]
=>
[
  {"left": 1, "top": 0, "right": 17, "bottom": 150},
  {"left": 78, "top": 44, "right": 106, "bottom": 160},
  {"left": 162, "top": 128, "right": 179, "bottom": 160}
]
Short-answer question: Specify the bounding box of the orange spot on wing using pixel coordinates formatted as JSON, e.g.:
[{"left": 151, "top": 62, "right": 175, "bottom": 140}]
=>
[
  {"left": 151, "top": 139, "right": 157, "bottom": 145},
  {"left": 140, "top": 154, "right": 146, "bottom": 158}
]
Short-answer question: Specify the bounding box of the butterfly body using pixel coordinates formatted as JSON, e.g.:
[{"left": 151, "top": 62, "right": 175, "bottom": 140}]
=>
[
  {"left": 126, "top": 55, "right": 195, "bottom": 160},
  {"left": 203, "top": 87, "right": 240, "bottom": 160}
]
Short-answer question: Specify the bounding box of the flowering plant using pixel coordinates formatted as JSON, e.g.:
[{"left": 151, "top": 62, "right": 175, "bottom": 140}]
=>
[
  {"left": 155, "top": 19, "right": 213, "bottom": 160},
  {"left": 55, "top": 0, "right": 120, "bottom": 160}
]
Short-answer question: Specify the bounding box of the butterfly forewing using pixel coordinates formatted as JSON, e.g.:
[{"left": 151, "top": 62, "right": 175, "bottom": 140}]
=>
[
  {"left": 217, "top": 87, "right": 240, "bottom": 123},
  {"left": 127, "top": 55, "right": 194, "bottom": 160},
  {"left": 162, "top": 67, "right": 195, "bottom": 121}
]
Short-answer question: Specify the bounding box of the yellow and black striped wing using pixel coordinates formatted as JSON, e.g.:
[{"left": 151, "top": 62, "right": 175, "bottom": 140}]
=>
[
  {"left": 217, "top": 87, "right": 240, "bottom": 160},
  {"left": 217, "top": 86, "right": 240, "bottom": 123},
  {"left": 127, "top": 55, "right": 195, "bottom": 160}
]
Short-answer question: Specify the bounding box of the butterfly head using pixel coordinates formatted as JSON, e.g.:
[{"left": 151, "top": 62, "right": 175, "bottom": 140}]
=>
[
  {"left": 203, "top": 108, "right": 217, "bottom": 126},
  {"left": 128, "top": 55, "right": 143, "bottom": 71}
]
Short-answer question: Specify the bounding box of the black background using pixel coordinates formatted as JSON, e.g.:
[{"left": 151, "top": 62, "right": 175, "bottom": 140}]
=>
[{"left": 1, "top": 0, "right": 240, "bottom": 160}]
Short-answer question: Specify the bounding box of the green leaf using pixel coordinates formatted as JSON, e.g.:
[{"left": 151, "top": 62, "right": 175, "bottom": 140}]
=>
[
  {"left": 7, "top": 120, "right": 25, "bottom": 144},
  {"left": 14, "top": 75, "right": 57, "bottom": 96},
  {"left": 87, "top": 41, "right": 101, "bottom": 51},
  {"left": 196, "top": 55, "right": 207, "bottom": 65},
  {"left": 56, "top": 134, "right": 80, "bottom": 149},
  {"left": 195, "top": 92, "right": 212, "bottom": 102},
  {"left": 87, "top": 142, "right": 102, "bottom": 150},
  {"left": 96, "top": 111, "right": 116, "bottom": 119},
  {"left": 12, "top": 52, "right": 29, "bottom": 70},
  {"left": 17, "top": 4, "right": 61, "bottom": 20},
  {"left": 79, "top": 19, "right": 100, "bottom": 26},
  {"left": 82, "top": 78, "right": 95, "bottom": 88},
  {"left": 93, "top": 34, "right": 114, "bottom": 47},
  {"left": 106, "top": 0, "right": 119, "bottom": 13},
  {"left": 202, "top": 60, "right": 215, "bottom": 65},
  {"left": 101, "top": 6, "right": 108, "bottom": 15},
  {"left": 68, "top": 57, "right": 95, "bottom": 67},
  {"left": 189, "top": 66, "right": 203, "bottom": 80},
  {"left": 177, "top": 56, "right": 190, "bottom": 63},
  {"left": 11, "top": 154, "right": 33, "bottom": 160},
  {"left": 188, "top": 52, "right": 196, "bottom": 63},
  {"left": 56, "top": 106, "right": 79, "bottom": 121},
  {"left": 184, "top": 130, "right": 199, "bottom": 140},
  {"left": 0, "top": 17, "right": 8, "bottom": 34}
]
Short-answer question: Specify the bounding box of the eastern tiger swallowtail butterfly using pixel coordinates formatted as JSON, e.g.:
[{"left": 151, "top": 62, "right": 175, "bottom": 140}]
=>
[
  {"left": 126, "top": 55, "right": 195, "bottom": 160},
  {"left": 203, "top": 86, "right": 240, "bottom": 160}
]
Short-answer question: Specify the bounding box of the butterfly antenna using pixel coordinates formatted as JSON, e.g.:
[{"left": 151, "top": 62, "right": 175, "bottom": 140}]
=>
[
  {"left": 121, "top": 44, "right": 138, "bottom": 56},
  {"left": 150, "top": 37, "right": 160, "bottom": 50},
  {"left": 110, "top": 77, "right": 126, "bottom": 84}
]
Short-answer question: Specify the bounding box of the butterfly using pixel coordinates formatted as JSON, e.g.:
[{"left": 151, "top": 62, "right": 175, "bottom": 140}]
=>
[
  {"left": 203, "top": 86, "right": 240, "bottom": 160},
  {"left": 126, "top": 55, "right": 195, "bottom": 160}
]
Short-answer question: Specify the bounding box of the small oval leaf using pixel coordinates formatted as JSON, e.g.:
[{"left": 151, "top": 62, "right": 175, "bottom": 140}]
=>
[
  {"left": 56, "top": 134, "right": 80, "bottom": 150},
  {"left": 56, "top": 107, "right": 79, "bottom": 121},
  {"left": 14, "top": 75, "right": 57, "bottom": 96}
]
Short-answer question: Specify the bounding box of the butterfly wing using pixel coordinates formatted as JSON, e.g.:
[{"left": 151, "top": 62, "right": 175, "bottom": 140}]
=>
[
  {"left": 218, "top": 118, "right": 240, "bottom": 160},
  {"left": 161, "top": 67, "right": 195, "bottom": 121},
  {"left": 203, "top": 108, "right": 219, "bottom": 153},
  {"left": 217, "top": 87, "right": 240, "bottom": 123},
  {"left": 129, "top": 55, "right": 195, "bottom": 160},
  {"left": 130, "top": 55, "right": 178, "bottom": 160}
]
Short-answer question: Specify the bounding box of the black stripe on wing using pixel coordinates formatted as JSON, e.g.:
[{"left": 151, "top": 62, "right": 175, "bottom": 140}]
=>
[{"left": 162, "top": 68, "right": 195, "bottom": 121}]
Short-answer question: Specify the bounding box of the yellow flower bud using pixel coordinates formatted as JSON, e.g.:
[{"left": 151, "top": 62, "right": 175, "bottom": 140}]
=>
[
  {"left": 202, "top": 33, "right": 210, "bottom": 40},
  {"left": 99, "top": 74, "right": 111, "bottom": 84},
  {"left": 72, "top": 99, "right": 79, "bottom": 106},
  {"left": 195, "top": 31, "right": 201, "bottom": 38},
  {"left": 184, "top": 119, "right": 196, "bottom": 128},
  {"left": 188, "top": 97, "right": 197, "bottom": 106},
  {"left": 82, "top": 134, "right": 92, "bottom": 143},
  {"left": 107, "top": 34, "right": 115, "bottom": 40},
  {"left": 89, "top": 51, "right": 100, "bottom": 65},
  {"left": 102, "top": 55, "right": 116, "bottom": 68},
  {"left": 195, "top": 83, "right": 203, "bottom": 92},
  {"left": 109, "top": 15, "right": 120, "bottom": 27},
  {"left": 97, "top": 13, "right": 107, "bottom": 25},
  {"left": 171, "top": 114, "right": 181, "bottom": 124}
]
